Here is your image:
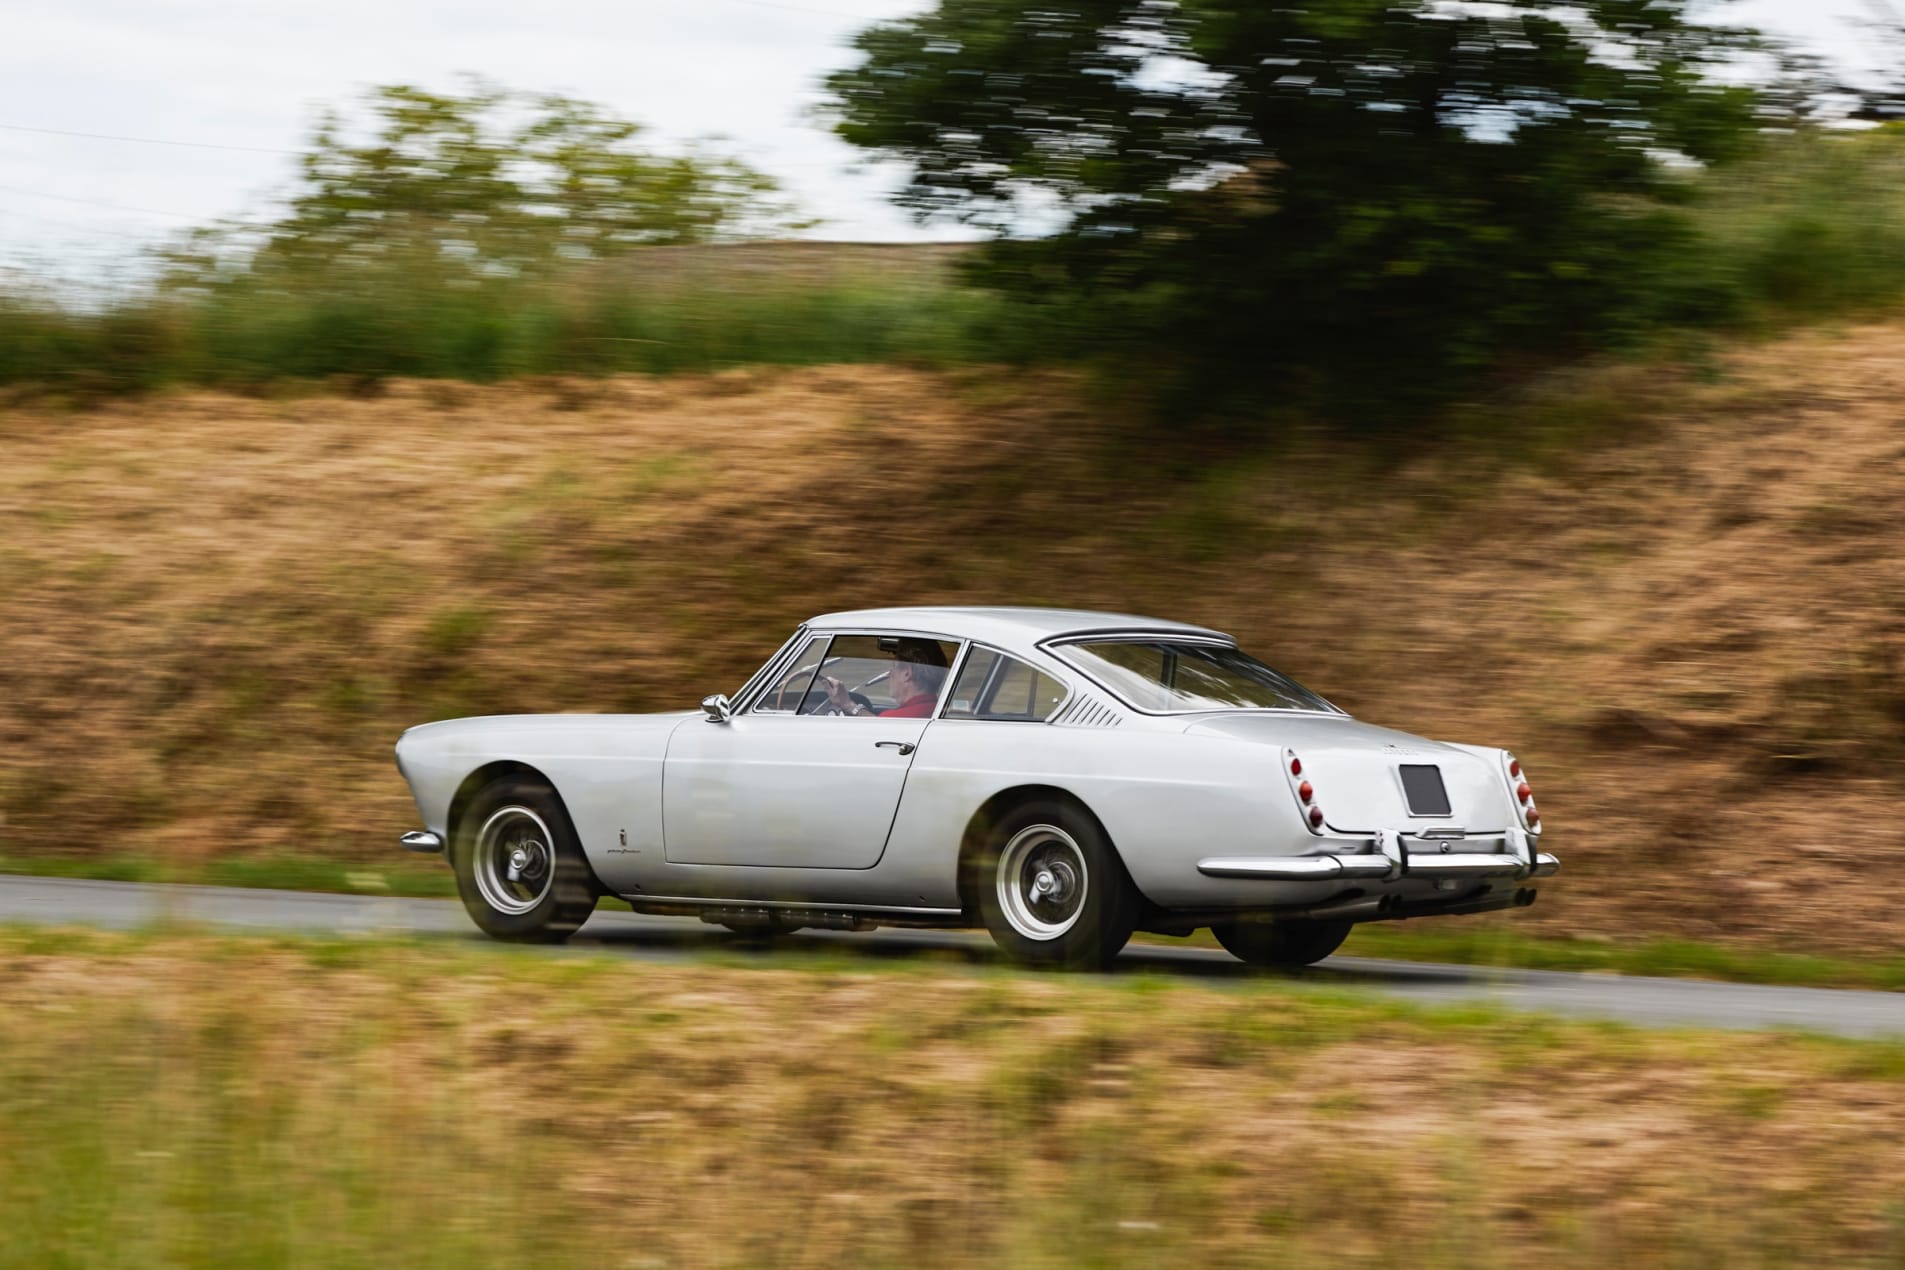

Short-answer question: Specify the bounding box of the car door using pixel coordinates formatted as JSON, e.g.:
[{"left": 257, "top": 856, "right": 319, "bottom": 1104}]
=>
[{"left": 660, "top": 632, "right": 959, "bottom": 869}]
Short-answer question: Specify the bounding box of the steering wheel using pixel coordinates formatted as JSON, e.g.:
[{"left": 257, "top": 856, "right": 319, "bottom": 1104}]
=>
[{"left": 802, "top": 686, "right": 876, "bottom": 716}]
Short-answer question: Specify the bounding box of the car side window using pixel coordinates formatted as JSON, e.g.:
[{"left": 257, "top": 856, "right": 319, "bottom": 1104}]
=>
[
  {"left": 943, "top": 649, "right": 1067, "bottom": 722},
  {"left": 797, "top": 634, "right": 959, "bottom": 716},
  {"left": 751, "top": 636, "right": 828, "bottom": 713}
]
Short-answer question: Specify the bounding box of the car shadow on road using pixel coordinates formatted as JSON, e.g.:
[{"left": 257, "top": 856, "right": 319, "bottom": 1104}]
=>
[{"left": 546, "top": 915, "right": 1485, "bottom": 987}]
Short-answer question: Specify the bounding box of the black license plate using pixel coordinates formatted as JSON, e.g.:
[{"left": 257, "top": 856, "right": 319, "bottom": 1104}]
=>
[{"left": 1399, "top": 764, "right": 1452, "bottom": 817}]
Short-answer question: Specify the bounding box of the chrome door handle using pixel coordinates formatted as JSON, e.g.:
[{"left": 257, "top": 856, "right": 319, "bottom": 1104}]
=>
[{"left": 874, "top": 741, "right": 916, "bottom": 756}]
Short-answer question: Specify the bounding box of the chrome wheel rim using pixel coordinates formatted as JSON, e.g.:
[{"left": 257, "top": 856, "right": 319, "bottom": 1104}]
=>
[
  {"left": 474, "top": 806, "right": 556, "bottom": 916},
  {"left": 996, "top": 824, "right": 1088, "bottom": 941}
]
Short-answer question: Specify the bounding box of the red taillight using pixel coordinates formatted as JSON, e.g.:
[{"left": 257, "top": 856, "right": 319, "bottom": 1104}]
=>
[
  {"left": 1308, "top": 805, "right": 1325, "bottom": 829},
  {"left": 1297, "top": 780, "right": 1313, "bottom": 803},
  {"left": 1508, "top": 759, "right": 1521, "bottom": 778},
  {"left": 1525, "top": 806, "right": 1540, "bottom": 828},
  {"left": 1289, "top": 756, "right": 1302, "bottom": 776},
  {"left": 1516, "top": 782, "right": 1532, "bottom": 804}
]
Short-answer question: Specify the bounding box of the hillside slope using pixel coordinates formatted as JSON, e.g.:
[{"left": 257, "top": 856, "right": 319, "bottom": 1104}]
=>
[{"left": 1, "top": 325, "right": 1900, "bottom": 952}]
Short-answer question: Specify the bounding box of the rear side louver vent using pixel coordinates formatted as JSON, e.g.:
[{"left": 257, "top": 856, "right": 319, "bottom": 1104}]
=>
[{"left": 1053, "top": 694, "right": 1124, "bottom": 728}]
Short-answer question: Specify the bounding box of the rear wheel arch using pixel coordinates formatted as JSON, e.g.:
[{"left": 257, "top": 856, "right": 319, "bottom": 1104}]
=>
[{"left": 957, "top": 784, "right": 1131, "bottom": 922}]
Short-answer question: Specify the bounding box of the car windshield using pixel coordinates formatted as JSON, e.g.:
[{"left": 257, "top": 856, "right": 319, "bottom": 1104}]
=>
[{"left": 1053, "top": 639, "right": 1339, "bottom": 714}]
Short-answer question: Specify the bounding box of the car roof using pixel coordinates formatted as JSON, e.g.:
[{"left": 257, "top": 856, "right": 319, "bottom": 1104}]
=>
[{"left": 806, "top": 606, "right": 1232, "bottom": 651}]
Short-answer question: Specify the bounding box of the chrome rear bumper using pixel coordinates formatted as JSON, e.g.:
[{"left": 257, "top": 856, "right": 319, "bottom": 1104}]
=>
[
  {"left": 400, "top": 830, "right": 444, "bottom": 854},
  {"left": 1199, "top": 828, "right": 1557, "bottom": 883}
]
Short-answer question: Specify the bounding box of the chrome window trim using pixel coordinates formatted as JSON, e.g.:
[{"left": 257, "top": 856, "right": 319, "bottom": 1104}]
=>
[
  {"left": 735, "top": 627, "right": 969, "bottom": 718},
  {"left": 731, "top": 625, "right": 808, "bottom": 709},
  {"left": 743, "top": 632, "right": 832, "bottom": 716},
  {"left": 935, "top": 641, "right": 1075, "bottom": 724},
  {"left": 932, "top": 639, "right": 980, "bottom": 721},
  {"left": 1037, "top": 631, "right": 1346, "bottom": 718}
]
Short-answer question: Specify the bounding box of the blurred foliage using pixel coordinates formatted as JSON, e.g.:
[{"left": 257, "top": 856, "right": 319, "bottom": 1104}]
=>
[
  {"left": 825, "top": 0, "right": 1769, "bottom": 416},
  {"left": 166, "top": 81, "right": 802, "bottom": 286},
  {"left": 0, "top": 84, "right": 970, "bottom": 390},
  {"left": 1686, "top": 127, "right": 1905, "bottom": 318},
  {"left": 8, "top": 930, "right": 1905, "bottom": 1266},
  {"left": 12, "top": 58, "right": 1905, "bottom": 402},
  {"left": 0, "top": 247, "right": 1001, "bottom": 388}
]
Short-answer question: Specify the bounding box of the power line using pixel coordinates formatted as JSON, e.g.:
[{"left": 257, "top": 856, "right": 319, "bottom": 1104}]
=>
[
  {"left": 0, "top": 184, "right": 204, "bottom": 222},
  {"left": 713, "top": 0, "right": 884, "bottom": 18},
  {"left": 0, "top": 204, "right": 165, "bottom": 239},
  {"left": 0, "top": 121, "right": 302, "bottom": 156}
]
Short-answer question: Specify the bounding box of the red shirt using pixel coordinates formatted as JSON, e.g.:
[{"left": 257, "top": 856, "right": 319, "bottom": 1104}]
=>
[{"left": 881, "top": 692, "right": 938, "bottom": 719}]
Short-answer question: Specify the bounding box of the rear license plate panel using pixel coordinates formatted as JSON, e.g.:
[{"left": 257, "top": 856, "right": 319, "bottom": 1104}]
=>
[{"left": 1398, "top": 764, "right": 1453, "bottom": 817}]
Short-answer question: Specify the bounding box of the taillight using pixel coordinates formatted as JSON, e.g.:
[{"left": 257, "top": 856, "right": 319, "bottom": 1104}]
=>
[
  {"left": 1503, "top": 752, "right": 1540, "bottom": 835},
  {"left": 1286, "top": 749, "right": 1327, "bottom": 834}
]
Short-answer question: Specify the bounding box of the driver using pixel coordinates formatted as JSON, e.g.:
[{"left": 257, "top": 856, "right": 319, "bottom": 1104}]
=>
[{"left": 821, "top": 638, "right": 948, "bottom": 718}]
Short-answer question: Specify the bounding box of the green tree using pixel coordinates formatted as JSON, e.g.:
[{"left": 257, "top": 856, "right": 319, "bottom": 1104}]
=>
[
  {"left": 826, "top": 0, "right": 1764, "bottom": 416},
  {"left": 177, "top": 81, "right": 799, "bottom": 284}
]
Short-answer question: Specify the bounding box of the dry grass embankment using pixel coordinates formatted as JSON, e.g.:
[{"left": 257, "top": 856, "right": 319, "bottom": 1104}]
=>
[
  {"left": 3, "top": 929, "right": 1904, "bottom": 1267},
  {"left": 0, "top": 321, "right": 1901, "bottom": 954}
]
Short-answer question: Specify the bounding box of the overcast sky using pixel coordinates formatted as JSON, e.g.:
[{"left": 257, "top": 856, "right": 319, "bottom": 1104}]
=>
[{"left": 0, "top": 0, "right": 1884, "bottom": 278}]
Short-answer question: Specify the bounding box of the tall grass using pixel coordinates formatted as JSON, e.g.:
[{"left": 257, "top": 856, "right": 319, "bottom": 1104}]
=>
[
  {"left": 7, "top": 130, "right": 1905, "bottom": 396},
  {"left": 0, "top": 245, "right": 1003, "bottom": 393},
  {"left": 6, "top": 930, "right": 1905, "bottom": 1267},
  {"left": 1690, "top": 127, "right": 1905, "bottom": 321}
]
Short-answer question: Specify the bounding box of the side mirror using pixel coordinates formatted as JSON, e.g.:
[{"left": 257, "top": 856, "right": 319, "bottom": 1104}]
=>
[{"left": 701, "top": 693, "right": 734, "bottom": 723}]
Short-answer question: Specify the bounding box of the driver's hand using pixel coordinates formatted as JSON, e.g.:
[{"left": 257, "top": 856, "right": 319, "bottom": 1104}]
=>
[{"left": 818, "top": 674, "right": 853, "bottom": 711}]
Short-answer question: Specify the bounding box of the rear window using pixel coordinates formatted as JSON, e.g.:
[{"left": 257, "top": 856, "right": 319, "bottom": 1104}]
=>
[{"left": 1053, "top": 640, "right": 1337, "bottom": 714}]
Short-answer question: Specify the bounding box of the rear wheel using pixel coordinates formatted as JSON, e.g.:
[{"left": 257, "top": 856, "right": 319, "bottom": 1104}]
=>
[
  {"left": 974, "top": 798, "right": 1138, "bottom": 970},
  {"left": 1211, "top": 919, "right": 1352, "bottom": 968},
  {"left": 452, "top": 778, "right": 598, "bottom": 942}
]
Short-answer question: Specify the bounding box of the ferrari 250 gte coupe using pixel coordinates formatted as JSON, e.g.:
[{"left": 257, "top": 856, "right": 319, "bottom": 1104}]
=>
[{"left": 394, "top": 607, "right": 1557, "bottom": 968}]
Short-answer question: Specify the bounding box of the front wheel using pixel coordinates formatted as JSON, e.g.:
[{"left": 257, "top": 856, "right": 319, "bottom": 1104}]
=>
[
  {"left": 452, "top": 778, "right": 598, "bottom": 942},
  {"left": 974, "top": 798, "right": 1138, "bottom": 970},
  {"left": 1211, "top": 919, "right": 1352, "bottom": 968}
]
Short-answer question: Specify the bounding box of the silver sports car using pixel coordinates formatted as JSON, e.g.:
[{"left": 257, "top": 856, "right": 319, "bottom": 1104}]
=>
[{"left": 395, "top": 607, "right": 1557, "bottom": 968}]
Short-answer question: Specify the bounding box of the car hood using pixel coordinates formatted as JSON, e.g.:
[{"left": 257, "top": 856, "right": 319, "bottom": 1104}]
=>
[{"left": 397, "top": 711, "right": 696, "bottom": 766}]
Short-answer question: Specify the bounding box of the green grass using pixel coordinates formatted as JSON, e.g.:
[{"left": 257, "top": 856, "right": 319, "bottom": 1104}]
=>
[
  {"left": 3, "top": 928, "right": 1905, "bottom": 1267},
  {"left": 5, "top": 852, "right": 1899, "bottom": 991},
  {"left": 1342, "top": 923, "right": 1905, "bottom": 993},
  {"left": 0, "top": 254, "right": 1004, "bottom": 394},
  {"left": 9, "top": 128, "right": 1905, "bottom": 398},
  {"left": 0, "top": 850, "right": 459, "bottom": 899}
]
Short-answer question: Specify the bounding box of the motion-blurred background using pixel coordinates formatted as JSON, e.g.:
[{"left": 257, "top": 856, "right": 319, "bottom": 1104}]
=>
[
  {"left": 4, "top": 0, "right": 1905, "bottom": 1263},
  {"left": 6, "top": 0, "right": 1903, "bottom": 948}
]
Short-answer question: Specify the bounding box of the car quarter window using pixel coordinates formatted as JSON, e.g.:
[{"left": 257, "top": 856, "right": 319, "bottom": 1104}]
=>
[
  {"left": 942, "top": 648, "right": 1067, "bottom": 722},
  {"left": 751, "top": 635, "right": 829, "bottom": 714}
]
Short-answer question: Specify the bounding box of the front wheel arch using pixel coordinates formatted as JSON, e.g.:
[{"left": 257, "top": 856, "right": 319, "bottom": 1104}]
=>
[{"left": 447, "top": 761, "right": 605, "bottom": 898}]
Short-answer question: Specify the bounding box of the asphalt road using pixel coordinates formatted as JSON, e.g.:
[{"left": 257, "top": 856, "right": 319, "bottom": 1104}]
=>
[{"left": 5, "top": 874, "right": 1903, "bottom": 1039}]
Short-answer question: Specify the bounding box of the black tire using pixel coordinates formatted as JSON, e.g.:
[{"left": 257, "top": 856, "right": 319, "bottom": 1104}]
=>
[
  {"left": 973, "top": 797, "right": 1139, "bottom": 970},
  {"left": 1211, "top": 919, "right": 1352, "bottom": 968},
  {"left": 452, "top": 777, "right": 598, "bottom": 942}
]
